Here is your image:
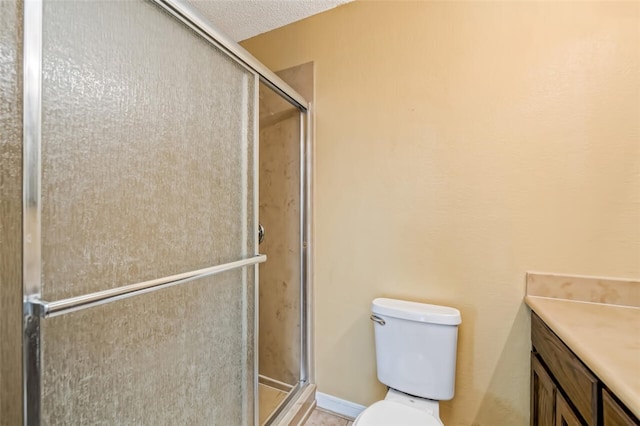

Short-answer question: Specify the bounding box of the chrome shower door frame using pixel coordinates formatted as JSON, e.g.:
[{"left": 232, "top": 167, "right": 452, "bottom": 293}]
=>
[{"left": 22, "top": 0, "right": 43, "bottom": 422}]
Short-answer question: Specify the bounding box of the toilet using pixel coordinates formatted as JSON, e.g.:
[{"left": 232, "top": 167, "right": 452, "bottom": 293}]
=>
[{"left": 354, "top": 298, "right": 462, "bottom": 426}]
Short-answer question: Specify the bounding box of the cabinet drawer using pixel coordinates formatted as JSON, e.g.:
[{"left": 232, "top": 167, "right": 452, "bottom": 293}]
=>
[
  {"left": 603, "top": 388, "right": 640, "bottom": 426},
  {"left": 531, "top": 313, "right": 598, "bottom": 425}
]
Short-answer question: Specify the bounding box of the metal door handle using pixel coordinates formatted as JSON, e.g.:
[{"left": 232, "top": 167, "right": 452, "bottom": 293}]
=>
[{"left": 258, "top": 223, "right": 265, "bottom": 244}]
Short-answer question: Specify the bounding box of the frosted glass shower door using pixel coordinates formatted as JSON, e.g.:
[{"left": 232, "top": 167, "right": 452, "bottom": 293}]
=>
[{"left": 25, "top": 0, "right": 259, "bottom": 424}]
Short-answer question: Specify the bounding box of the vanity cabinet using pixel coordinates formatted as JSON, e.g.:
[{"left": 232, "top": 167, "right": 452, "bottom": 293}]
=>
[
  {"left": 603, "top": 390, "right": 638, "bottom": 426},
  {"left": 531, "top": 313, "right": 639, "bottom": 426},
  {"left": 531, "top": 353, "right": 556, "bottom": 425},
  {"left": 531, "top": 351, "right": 582, "bottom": 426},
  {"left": 556, "top": 391, "right": 582, "bottom": 426}
]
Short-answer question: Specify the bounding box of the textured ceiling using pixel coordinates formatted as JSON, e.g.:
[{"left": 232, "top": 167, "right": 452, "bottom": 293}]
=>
[{"left": 186, "top": 0, "right": 351, "bottom": 42}]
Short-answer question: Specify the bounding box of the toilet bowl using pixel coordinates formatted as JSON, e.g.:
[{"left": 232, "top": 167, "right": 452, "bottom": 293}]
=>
[
  {"left": 354, "top": 298, "right": 461, "bottom": 426},
  {"left": 353, "top": 389, "right": 443, "bottom": 426}
]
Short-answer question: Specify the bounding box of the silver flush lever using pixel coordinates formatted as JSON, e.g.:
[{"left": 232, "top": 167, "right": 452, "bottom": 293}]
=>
[
  {"left": 370, "top": 315, "right": 386, "bottom": 326},
  {"left": 258, "top": 223, "right": 265, "bottom": 245}
]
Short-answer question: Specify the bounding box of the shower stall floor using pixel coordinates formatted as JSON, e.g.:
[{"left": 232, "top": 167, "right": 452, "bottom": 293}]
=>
[{"left": 259, "top": 383, "right": 288, "bottom": 424}]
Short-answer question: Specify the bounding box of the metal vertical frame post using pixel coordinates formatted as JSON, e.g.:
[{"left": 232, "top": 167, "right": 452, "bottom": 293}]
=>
[
  {"left": 304, "top": 102, "right": 314, "bottom": 385},
  {"left": 22, "top": 0, "right": 43, "bottom": 423},
  {"left": 252, "top": 72, "right": 261, "bottom": 426},
  {"left": 22, "top": 1, "right": 42, "bottom": 297},
  {"left": 299, "top": 108, "right": 309, "bottom": 384},
  {"left": 240, "top": 70, "right": 251, "bottom": 426}
]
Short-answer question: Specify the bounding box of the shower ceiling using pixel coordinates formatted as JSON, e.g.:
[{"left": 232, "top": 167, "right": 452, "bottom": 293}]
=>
[{"left": 186, "top": 0, "right": 351, "bottom": 42}]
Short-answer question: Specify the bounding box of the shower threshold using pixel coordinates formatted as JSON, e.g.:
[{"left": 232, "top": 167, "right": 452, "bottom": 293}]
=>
[{"left": 259, "top": 376, "right": 315, "bottom": 425}]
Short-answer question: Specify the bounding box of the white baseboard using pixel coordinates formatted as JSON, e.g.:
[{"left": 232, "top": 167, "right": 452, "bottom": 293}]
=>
[{"left": 316, "top": 392, "right": 366, "bottom": 420}]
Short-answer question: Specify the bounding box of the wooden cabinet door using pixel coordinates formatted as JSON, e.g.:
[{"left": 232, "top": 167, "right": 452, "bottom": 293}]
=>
[
  {"left": 532, "top": 314, "right": 597, "bottom": 425},
  {"left": 532, "top": 353, "right": 556, "bottom": 426},
  {"left": 556, "top": 391, "right": 583, "bottom": 426},
  {"left": 603, "top": 389, "right": 640, "bottom": 426}
]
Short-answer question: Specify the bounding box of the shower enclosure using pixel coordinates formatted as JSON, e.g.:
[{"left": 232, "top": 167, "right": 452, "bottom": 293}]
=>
[
  {"left": 257, "top": 62, "right": 314, "bottom": 424},
  {"left": 0, "top": 0, "right": 311, "bottom": 424}
]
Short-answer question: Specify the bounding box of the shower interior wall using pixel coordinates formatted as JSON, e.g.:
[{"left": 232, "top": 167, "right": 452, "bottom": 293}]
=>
[{"left": 258, "top": 62, "right": 313, "bottom": 387}]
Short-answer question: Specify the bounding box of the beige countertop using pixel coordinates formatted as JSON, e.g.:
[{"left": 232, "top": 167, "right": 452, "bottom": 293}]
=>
[{"left": 525, "top": 295, "right": 640, "bottom": 418}]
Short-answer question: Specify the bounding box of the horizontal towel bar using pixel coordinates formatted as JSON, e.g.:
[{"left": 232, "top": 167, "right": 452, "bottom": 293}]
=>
[{"left": 26, "top": 255, "right": 266, "bottom": 318}]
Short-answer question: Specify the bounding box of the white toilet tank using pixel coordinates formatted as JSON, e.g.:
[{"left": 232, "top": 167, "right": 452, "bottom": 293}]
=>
[{"left": 371, "top": 298, "right": 461, "bottom": 401}]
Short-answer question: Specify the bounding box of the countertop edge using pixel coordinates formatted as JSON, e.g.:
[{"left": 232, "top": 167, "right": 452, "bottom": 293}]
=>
[{"left": 525, "top": 295, "right": 640, "bottom": 419}]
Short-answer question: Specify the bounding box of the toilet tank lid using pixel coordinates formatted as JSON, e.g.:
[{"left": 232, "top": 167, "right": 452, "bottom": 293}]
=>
[{"left": 372, "top": 298, "right": 461, "bottom": 325}]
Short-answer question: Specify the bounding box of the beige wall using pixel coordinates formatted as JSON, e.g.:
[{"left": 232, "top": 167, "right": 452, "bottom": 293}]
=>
[{"left": 243, "top": 1, "right": 640, "bottom": 425}]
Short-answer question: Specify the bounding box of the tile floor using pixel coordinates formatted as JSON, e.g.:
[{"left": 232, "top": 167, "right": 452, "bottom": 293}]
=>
[
  {"left": 258, "top": 384, "right": 289, "bottom": 425},
  {"left": 304, "top": 408, "right": 355, "bottom": 426}
]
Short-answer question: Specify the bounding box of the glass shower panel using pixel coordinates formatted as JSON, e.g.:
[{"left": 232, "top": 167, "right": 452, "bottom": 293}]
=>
[
  {"left": 40, "top": 0, "right": 255, "bottom": 301},
  {"left": 40, "top": 268, "right": 255, "bottom": 425},
  {"left": 258, "top": 82, "right": 301, "bottom": 386},
  {"left": 0, "top": 1, "right": 24, "bottom": 423}
]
